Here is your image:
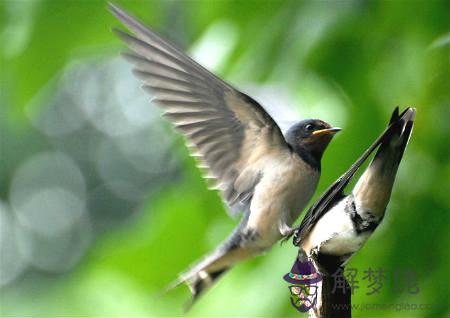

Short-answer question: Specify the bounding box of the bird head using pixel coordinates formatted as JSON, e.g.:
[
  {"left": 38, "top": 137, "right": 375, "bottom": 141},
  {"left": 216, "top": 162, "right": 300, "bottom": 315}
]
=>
[{"left": 286, "top": 119, "right": 341, "bottom": 165}]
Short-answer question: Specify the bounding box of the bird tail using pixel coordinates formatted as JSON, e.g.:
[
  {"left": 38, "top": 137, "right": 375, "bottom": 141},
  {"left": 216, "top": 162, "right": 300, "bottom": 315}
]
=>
[
  {"left": 353, "top": 107, "right": 416, "bottom": 214},
  {"left": 166, "top": 228, "right": 255, "bottom": 310},
  {"left": 375, "top": 107, "right": 415, "bottom": 167}
]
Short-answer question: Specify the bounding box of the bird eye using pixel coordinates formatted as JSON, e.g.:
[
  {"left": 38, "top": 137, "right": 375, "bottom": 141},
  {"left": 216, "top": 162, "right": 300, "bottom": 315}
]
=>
[{"left": 305, "top": 124, "right": 314, "bottom": 131}]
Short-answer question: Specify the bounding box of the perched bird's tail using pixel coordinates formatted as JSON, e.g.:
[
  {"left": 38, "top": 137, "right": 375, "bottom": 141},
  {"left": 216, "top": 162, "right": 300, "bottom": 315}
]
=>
[
  {"left": 166, "top": 225, "right": 256, "bottom": 310},
  {"left": 375, "top": 107, "right": 415, "bottom": 167},
  {"left": 353, "top": 107, "right": 416, "bottom": 215}
]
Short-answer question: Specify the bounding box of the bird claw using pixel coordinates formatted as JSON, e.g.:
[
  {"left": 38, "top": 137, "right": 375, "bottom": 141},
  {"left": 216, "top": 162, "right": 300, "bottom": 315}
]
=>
[
  {"left": 292, "top": 228, "right": 301, "bottom": 246},
  {"left": 279, "top": 224, "right": 302, "bottom": 246}
]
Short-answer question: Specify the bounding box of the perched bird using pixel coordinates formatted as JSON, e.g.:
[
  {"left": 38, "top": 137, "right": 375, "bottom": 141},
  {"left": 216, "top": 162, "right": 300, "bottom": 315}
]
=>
[
  {"left": 293, "top": 107, "right": 415, "bottom": 274},
  {"left": 109, "top": 3, "right": 340, "bottom": 304}
]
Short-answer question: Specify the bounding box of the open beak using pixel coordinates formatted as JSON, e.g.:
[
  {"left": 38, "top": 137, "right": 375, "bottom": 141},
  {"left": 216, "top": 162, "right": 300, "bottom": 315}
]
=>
[{"left": 312, "top": 127, "right": 342, "bottom": 137}]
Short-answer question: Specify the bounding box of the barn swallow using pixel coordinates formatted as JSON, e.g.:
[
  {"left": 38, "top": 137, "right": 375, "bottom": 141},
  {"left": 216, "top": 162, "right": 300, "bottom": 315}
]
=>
[
  {"left": 109, "top": 3, "right": 340, "bottom": 304},
  {"left": 292, "top": 107, "right": 415, "bottom": 274}
]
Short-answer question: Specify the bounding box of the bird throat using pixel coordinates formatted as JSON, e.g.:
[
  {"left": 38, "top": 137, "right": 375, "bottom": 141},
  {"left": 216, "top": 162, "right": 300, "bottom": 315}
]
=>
[{"left": 291, "top": 143, "right": 322, "bottom": 171}]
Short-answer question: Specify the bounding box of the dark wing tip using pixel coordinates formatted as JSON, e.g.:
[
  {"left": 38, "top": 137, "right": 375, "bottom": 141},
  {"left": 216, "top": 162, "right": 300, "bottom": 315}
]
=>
[
  {"left": 389, "top": 106, "right": 400, "bottom": 124},
  {"left": 390, "top": 106, "right": 416, "bottom": 125},
  {"left": 387, "top": 107, "right": 416, "bottom": 139},
  {"left": 399, "top": 107, "right": 416, "bottom": 149},
  {"left": 384, "top": 107, "right": 415, "bottom": 144},
  {"left": 401, "top": 107, "right": 416, "bottom": 122},
  {"left": 375, "top": 106, "right": 415, "bottom": 165},
  {"left": 403, "top": 119, "right": 414, "bottom": 137}
]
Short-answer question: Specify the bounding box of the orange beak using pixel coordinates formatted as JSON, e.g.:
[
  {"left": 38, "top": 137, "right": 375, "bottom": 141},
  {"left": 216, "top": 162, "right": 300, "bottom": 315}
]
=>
[{"left": 312, "top": 127, "right": 342, "bottom": 136}]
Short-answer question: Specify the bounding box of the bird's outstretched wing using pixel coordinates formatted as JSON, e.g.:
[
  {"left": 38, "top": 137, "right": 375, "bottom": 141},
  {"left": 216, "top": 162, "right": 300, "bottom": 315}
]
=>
[
  {"left": 109, "top": 3, "right": 289, "bottom": 216},
  {"left": 293, "top": 107, "right": 412, "bottom": 244}
]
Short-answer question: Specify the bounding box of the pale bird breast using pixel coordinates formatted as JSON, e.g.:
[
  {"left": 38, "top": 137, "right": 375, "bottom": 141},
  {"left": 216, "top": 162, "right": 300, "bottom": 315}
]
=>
[
  {"left": 302, "top": 197, "right": 369, "bottom": 257},
  {"left": 288, "top": 155, "right": 320, "bottom": 208},
  {"left": 247, "top": 152, "right": 318, "bottom": 227},
  {"left": 260, "top": 153, "right": 319, "bottom": 223}
]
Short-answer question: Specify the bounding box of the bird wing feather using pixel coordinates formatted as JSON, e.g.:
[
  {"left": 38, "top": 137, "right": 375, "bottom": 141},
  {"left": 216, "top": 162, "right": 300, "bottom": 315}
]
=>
[{"left": 109, "top": 3, "right": 289, "bottom": 216}]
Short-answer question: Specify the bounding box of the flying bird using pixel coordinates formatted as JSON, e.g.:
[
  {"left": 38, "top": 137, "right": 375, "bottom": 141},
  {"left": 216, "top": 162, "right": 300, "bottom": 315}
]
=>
[
  {"left": 292, "top": 107, "right": 415, "bottom": 274},
  {"left": 109, "top": 3, "right": 340, "bottom": 304}
]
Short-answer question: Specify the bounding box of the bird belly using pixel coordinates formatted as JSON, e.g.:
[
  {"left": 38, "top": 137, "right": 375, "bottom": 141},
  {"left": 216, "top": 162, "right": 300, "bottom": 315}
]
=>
[
  {"left": 245, "top": 154, "right": 319, "bottom": 247},
  {"left": 303, "top": 199, "right": 369, "bottom": 257}
]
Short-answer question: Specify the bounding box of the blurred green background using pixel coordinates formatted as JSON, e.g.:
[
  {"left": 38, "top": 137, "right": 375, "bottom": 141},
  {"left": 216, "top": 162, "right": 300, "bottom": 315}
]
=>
[{"left": 0, "top": 0, "right": 449, "bottom": 317}]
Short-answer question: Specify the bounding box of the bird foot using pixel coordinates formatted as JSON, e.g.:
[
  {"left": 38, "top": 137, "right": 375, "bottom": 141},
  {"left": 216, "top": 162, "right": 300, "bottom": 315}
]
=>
[
  {"left": 279, "top": 225, "right": 302, "bottom": 246},
  {"left": 292, "top": 227, "right": 301, "bottom": 246}
]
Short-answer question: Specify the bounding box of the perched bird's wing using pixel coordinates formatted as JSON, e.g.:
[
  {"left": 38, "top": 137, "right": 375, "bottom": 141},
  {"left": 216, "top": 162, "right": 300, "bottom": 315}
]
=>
[
  {"left": 293, "top": 107, "right": 411, "bottom": 244},
  {"left": 109, "top": 3, "right": 289, "bottom": 216}
]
